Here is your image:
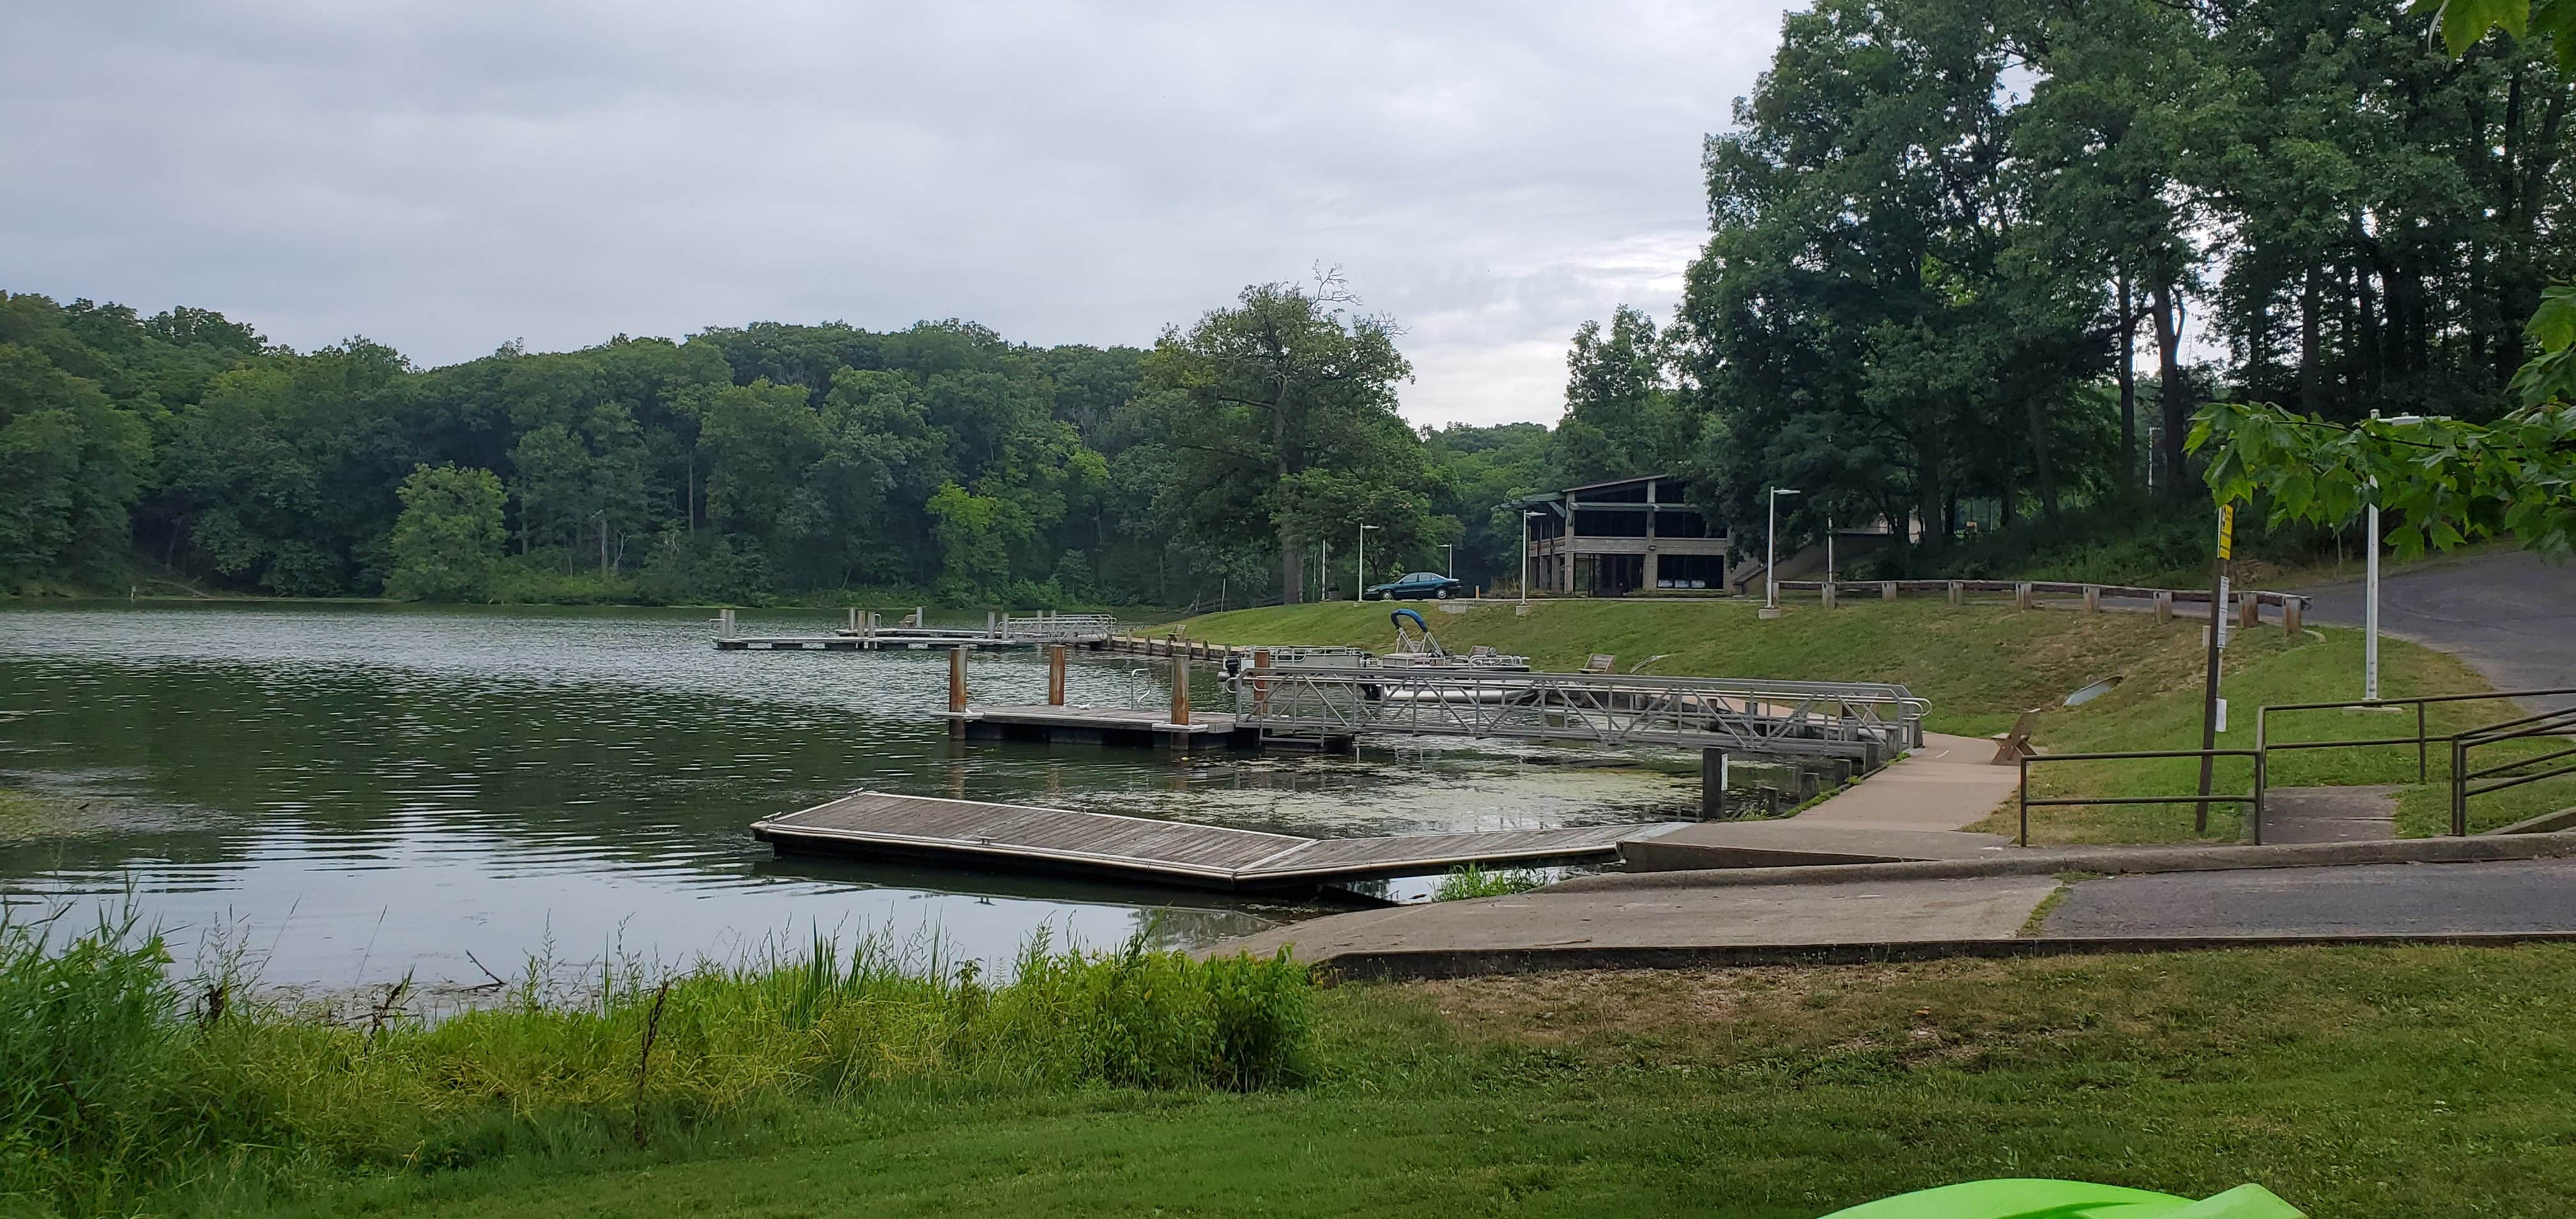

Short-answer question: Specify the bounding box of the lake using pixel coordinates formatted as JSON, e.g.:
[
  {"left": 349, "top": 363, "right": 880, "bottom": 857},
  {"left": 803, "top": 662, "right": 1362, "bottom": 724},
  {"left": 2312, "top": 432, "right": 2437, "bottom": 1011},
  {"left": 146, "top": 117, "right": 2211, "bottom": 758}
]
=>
[{"left": 0, "top": 603, "right": 1695, "bottom": 989}]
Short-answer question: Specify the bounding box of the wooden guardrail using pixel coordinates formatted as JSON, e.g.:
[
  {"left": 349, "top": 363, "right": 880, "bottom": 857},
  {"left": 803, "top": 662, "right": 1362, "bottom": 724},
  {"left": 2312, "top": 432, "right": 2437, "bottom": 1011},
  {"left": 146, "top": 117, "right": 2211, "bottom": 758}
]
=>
[{"left": 1774, "top": 579, "right": 2307, "bottom": 634}]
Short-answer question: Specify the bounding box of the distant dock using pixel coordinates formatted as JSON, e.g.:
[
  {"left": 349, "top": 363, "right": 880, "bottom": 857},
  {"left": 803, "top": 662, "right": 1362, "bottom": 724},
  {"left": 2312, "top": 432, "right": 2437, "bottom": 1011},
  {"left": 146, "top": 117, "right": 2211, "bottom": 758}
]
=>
[
  {"left": 712, "top": 608, "right": 1119, "bottom": 652},
  {"left": 753, "top": 791, "right": 1683, "bottom": 892}
]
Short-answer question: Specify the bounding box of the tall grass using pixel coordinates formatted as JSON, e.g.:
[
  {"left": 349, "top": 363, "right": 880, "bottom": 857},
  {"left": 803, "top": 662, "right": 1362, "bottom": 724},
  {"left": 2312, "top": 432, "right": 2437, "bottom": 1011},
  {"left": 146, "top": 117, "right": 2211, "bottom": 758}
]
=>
[
  {"left": 1432, "top": 865, "right": 1542, "bottom": 900},
  {"left": 0, "top": 910, "right": 1314, "bottom": 1215}
]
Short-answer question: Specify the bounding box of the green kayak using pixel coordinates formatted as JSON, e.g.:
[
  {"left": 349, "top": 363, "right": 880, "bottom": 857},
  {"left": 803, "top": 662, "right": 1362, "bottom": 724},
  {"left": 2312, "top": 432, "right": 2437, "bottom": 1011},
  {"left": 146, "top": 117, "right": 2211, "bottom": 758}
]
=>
[{"left": 1819, "top": 1179, "right": 2304, "bottom": 1218}]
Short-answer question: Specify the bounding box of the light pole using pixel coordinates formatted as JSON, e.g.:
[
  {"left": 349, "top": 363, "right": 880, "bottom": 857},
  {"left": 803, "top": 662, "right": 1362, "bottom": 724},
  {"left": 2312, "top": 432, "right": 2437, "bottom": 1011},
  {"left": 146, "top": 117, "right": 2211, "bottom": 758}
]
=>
[
  {"left": 1764, "top": 487, "right": 1802, "bottom": 617},
  {"left": 1521, "top": 510, "right": 1544, "bottom": 606},
  {"left": 1441, "top": 543, "right": 1454, "bottom": 579},
  {"left": 2365, "top": 413, "right": 2426, "bottom": 702},
  {"left": 1356, "top": 524, "right": 1379, "bottom": 601},
  {"left": 1825, "top": 514, "right": 1836, "bottom": 589}
]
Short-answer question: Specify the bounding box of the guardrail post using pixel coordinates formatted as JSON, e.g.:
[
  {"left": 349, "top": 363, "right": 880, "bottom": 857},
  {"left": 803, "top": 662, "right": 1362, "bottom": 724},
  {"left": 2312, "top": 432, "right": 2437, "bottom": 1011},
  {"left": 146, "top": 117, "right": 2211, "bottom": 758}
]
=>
[
  {"left": 1947, "top": 581, "right": 1963, "bottom": 606},
  {"left": 1822, "top": 583, "right": 1837, "bottom": 610},
  {"left": 1882, "top": 581, "right": 1897, "bottom": 602},
  {"left": 2283, "top": 595, "right": 2304, "bottom": 635},
  {"left": 2153, "top": 590, "right": 2172, "bottom": 623},
  {"left": 2015, "top": 582, "right": 2034, "bottom": 610},
  {"left": 1048, "top": 645, "right": 1067, "bottom": 706},
  {"left": 2083, "top": 585, "right": 2101, "bottom": 613},
  {"left": 2237, "top": 594, "right": 2258, "bottom": 629}
]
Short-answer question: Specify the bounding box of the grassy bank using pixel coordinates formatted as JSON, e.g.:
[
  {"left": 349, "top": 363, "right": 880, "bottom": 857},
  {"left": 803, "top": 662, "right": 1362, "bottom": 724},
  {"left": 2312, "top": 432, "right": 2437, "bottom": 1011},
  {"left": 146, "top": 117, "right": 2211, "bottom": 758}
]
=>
[
  {"left": 1176, "top": 598, "right": 2559, "bottom": 841},
  {"left": 0, "top": 912, "right": 1309, "bottom": 1216},
  {"left": 111, "top": 944, "right": 2576, "bottom": 1218}
]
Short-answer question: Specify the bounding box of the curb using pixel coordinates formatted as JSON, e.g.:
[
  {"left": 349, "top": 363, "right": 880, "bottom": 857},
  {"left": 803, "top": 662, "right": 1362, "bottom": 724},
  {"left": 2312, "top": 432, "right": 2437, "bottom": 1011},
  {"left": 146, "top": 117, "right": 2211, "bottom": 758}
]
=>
[
  {"left": 1547, "top": 830, "right": 2576, "bottom": 893},
  {"left": 1315, "top": 931, "right": 2576, "bottom": 982}
]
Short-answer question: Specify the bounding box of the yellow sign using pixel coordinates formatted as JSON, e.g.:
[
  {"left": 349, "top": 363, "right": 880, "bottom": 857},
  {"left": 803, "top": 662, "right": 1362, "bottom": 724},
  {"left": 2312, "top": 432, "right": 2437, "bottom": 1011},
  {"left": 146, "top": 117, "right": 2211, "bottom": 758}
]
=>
[{"left": 2216, "top": 503, "right": 2235, "bottom": 560}]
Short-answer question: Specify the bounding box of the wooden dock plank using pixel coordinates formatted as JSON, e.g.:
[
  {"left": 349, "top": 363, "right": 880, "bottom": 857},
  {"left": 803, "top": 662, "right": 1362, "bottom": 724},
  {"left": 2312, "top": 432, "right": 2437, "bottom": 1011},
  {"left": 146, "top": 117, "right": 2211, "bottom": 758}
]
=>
[{"left": 753, "top": 791, "right": 1681, "bottom": 891}]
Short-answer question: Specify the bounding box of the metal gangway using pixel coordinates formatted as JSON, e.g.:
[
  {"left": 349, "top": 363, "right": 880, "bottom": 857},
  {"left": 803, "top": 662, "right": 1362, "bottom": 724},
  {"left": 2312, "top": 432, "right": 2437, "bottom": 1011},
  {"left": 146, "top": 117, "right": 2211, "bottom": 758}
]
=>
[
  {"left": 995, "top": 613, "right": 1119, "bottom": 641},
  {"left": 1232, "top": 663, "right": 1926, "bottom": 767}
]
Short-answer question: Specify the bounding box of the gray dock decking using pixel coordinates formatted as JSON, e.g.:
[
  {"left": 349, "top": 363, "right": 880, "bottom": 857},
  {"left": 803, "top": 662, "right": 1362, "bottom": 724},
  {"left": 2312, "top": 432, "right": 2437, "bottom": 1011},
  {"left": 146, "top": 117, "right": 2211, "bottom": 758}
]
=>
[
  {"left": 753, "top": 791, "right": 1683, "bottom": 891},
  {"left": 953, "top": 704, "right": 1246, "bottom": 748}
]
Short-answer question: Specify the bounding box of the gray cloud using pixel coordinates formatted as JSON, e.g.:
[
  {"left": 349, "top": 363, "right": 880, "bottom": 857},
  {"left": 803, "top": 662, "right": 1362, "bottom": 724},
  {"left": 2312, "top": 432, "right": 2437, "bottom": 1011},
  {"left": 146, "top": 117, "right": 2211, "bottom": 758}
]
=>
[{"left": 3, "top": 1, "right": 1790, "bottom": 426}]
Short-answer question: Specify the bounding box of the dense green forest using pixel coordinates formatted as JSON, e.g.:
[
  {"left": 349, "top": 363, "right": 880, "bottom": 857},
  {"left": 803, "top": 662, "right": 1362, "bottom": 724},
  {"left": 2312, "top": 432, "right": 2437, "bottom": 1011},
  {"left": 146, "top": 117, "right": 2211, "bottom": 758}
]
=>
[
  {"left": 3, "top": 0, "right": 2564, "bottom": 605},
  {"left": 0, "top": 286, "right": 1550, "bottom": 606}
]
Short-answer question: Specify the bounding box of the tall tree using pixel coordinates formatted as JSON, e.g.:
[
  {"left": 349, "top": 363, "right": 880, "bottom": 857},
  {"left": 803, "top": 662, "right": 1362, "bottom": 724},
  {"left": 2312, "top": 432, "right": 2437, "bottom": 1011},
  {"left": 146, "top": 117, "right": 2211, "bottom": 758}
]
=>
[{"left": 1141, "top": 279, "right": 1419, "bottom": 602}]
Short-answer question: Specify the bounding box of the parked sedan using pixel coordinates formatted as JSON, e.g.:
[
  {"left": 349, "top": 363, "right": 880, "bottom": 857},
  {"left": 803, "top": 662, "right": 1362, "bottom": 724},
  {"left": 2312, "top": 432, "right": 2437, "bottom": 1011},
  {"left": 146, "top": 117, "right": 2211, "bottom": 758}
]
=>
[{"left": 1364, "top": 571, "right": 1464, "bottom": 601}]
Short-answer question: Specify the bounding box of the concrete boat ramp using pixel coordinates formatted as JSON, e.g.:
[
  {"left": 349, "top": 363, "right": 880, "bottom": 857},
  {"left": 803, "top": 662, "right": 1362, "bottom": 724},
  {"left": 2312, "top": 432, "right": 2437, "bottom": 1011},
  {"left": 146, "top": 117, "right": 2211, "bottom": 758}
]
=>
[{"left": 754, "top": 792, "right": 1688, "bottom": 893}]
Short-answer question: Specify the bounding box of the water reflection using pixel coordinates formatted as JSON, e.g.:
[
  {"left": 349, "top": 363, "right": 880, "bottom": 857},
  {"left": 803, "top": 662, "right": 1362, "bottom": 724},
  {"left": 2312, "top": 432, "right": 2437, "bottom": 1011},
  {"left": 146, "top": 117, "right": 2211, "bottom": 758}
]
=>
[{"left": 0, "top": 603, "right": 1694, "bottom": 986}]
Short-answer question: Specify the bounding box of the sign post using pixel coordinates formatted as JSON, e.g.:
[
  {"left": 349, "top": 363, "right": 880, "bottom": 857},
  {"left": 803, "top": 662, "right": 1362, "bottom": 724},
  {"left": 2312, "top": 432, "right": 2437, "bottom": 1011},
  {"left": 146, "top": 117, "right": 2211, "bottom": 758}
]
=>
[{"left": 2195, "top": 503, "right": 2234, "bottom": 832}]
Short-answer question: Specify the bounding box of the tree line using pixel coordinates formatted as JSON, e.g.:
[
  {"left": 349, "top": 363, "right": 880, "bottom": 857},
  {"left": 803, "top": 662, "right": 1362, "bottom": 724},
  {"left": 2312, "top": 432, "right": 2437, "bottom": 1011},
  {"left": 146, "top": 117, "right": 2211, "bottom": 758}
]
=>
[
  {"left": 1559, "top": 0, "right": 2570, "bottom": 560},
  {"left": 0, "top": 282, "right": 1560, "bottom": 606}
]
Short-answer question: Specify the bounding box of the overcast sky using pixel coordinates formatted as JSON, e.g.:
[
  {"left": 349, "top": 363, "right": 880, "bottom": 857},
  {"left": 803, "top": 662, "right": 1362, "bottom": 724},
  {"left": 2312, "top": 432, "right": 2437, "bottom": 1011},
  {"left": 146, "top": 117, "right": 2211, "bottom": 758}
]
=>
[{"left": 4, "top": 1, "right": 1793, "bottom": 427}]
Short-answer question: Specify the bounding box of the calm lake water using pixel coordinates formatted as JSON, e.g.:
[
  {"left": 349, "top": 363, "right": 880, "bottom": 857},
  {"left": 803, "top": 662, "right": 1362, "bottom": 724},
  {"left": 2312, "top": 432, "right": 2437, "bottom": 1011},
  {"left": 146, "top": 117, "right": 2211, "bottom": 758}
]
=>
[{"left": 0, "top": 603, "right": 1695, "bottom": 988}]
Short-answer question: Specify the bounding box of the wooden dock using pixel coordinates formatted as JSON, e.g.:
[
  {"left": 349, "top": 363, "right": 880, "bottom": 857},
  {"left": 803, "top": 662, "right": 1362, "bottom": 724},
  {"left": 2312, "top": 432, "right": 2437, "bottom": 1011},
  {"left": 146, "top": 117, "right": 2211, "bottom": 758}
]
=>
[
  {"left": 753, "top": 792, "right": 1685, "bottom": 892},
  {"left": 953, "top": 705, "right": 1248, "bottom": 749}
]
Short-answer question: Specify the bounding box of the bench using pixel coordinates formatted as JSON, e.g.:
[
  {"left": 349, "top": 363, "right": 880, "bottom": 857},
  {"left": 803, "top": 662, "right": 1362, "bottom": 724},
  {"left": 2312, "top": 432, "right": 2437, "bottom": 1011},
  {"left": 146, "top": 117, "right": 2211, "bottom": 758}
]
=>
[{"left": 1990, "top": 709, "right": 2040, "bottom": 765}]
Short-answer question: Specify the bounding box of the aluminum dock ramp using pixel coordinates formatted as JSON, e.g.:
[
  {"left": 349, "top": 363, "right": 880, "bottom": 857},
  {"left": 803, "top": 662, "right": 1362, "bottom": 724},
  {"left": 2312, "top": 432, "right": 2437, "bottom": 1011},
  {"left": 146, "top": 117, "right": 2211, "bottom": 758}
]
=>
[{"left": 753, "top": 792, "right": 1685, "bottom": 892}]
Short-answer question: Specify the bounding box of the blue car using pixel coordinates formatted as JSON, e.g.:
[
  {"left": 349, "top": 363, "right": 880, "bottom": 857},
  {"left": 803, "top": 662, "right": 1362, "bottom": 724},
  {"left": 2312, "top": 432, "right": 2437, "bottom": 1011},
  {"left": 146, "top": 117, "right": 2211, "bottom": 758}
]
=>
[{"left": 1364, "top": 571, "right": 1464, "bottom": 601}]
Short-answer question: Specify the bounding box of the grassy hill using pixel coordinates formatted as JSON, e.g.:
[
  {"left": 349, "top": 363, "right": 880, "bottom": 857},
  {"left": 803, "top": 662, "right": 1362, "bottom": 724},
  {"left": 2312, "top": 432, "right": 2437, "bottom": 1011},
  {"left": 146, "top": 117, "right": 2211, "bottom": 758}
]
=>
[{"left": 1174, "top": 597, "right": 2563, "bottom": 840}]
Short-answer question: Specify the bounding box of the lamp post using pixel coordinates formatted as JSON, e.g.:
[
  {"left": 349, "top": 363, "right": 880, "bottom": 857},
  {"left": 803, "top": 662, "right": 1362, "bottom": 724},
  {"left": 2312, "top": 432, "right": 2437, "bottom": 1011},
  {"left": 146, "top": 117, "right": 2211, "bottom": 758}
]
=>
[
  {"left": 1442, "top": 543, "right": 1454, "bottom": 579},
  {"left": 1356, "top": 524, "right": 1379, "bottom": 601},
  {"left": 1519, "top": 512, "right": 1535, "bottom": 601},
  {"left": 2365, "top": 413, "right": 2425, "bottom": 702},
  {"left": 1764, "top": 487, "right": 1802, "bottom": 617}
]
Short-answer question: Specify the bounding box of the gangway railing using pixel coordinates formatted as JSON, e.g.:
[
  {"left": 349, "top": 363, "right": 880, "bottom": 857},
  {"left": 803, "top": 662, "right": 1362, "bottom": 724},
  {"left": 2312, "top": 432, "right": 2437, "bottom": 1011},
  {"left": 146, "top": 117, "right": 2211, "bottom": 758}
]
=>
[{"left": 1232, "top": 663, "right": 1925, "bottom": 766}]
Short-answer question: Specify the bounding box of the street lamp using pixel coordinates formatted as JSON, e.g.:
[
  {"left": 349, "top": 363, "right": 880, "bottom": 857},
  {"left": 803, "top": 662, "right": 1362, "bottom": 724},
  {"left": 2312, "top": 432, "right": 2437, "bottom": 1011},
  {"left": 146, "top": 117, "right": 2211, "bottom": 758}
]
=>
[
  {"left": 1521, "top": 510, "right": 1545, "bottom": 606},
  {"left": 1442, "top": 542, "right": 1454, "bottom": 580},
  {"left": 2365, "top": 413, "right": 2426, "bottom": 702},
  {"left": 1356, "top": 524, "right": 1379, "bottom": 601},
  {"left": 1765, "top": 487, "right": 1802, "bottom": 615}
]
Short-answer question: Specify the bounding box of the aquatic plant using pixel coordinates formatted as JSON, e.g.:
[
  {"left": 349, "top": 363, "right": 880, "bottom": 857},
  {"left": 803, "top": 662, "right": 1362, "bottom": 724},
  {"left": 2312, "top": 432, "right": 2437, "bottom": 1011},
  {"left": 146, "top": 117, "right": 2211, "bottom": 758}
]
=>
[{"left": 1432, "top": 864, "right": 1543, "bottom": 900}]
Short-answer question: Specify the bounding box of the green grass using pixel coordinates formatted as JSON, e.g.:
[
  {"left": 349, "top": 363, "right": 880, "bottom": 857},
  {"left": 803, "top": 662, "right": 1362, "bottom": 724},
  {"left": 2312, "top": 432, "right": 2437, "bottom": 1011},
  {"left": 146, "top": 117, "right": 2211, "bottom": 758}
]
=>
[
  {"left": 145, "top": 944, "right": 2576, "bottom": 1219},
  {"left": 0, "top": 910, "right": 1312, "bottom": 1216},
  {"left": 1182, "top": 599, "right": 2565, "bottom": 843},
  {"left": 1182, "top": 599, "right": 2245, "bottom": 737},
  {"left": 1431, "top": 864, "right": 1544, "bottom": 900}
]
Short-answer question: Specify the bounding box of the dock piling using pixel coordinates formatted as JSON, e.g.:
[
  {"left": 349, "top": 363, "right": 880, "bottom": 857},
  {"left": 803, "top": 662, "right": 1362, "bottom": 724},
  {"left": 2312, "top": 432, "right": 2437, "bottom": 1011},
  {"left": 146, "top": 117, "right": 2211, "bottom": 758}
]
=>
[
  {"left": 1699, "top": 748, "right": 1728, "bottom": 820},
  {"left": 1169, "top": 657, "right": 1192, "bottom": 729},
  {"left": 948, "top": 647, "right": 968, "bottom": 738},
  {"left": 1048, "top": 645, "right": 1067, "bottom": 705}
]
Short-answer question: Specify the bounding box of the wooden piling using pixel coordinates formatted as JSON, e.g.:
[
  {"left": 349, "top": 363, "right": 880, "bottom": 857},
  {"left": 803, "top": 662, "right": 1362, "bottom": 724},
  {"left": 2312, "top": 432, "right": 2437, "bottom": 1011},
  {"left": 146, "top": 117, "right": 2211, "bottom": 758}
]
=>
[
  {"left": 1048, "top": 645, "right": 1067, "bottom": 706},
  {"left": 1169, "top": 657, "right": 1192, "bottom": 727},
  {"left": 947, "top": 647, "right": 967, "bottom": 738},
  {"left": 1252, "top": 648, "right": 1272, "bottom": 715}
]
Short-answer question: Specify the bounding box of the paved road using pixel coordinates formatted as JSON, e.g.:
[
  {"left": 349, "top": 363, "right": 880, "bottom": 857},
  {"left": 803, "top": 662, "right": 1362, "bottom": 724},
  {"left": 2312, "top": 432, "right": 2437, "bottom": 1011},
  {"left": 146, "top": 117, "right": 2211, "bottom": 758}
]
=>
[
  {"left": 2043, "top": 858, "right": 2576, "bottom": 937},
  {"left": 2297, "top": 549, "right": 2576, "bottom": 703}
]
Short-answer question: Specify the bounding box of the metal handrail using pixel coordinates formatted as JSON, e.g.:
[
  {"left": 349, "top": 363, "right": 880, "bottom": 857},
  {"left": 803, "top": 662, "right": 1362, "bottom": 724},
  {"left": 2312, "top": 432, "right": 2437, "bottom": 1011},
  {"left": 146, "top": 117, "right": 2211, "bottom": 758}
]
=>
[
  {"left": 1234, "top": 663, "right": 1926, "bottom": 762},
  {"left": 2255, "top": 688, "right": 2576, "bottom": 785},
  {"left": 2018, "top": 749, "right": 2267, "bottom": 848},
  {"left": 2449, "top": 706, "right": 2576, "bottom": 835}
]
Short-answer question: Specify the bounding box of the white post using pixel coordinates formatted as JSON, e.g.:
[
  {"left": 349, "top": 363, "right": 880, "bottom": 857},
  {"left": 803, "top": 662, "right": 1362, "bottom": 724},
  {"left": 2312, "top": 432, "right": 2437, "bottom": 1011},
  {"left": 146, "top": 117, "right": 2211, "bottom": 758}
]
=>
[
  {"left": 1443, "top": 543, "right": 1454, "bottom": 579},
  {"left": 2365, "top": 501, "right": 2381, "bottom": 702},
  {"left": 1826, "top": 514, "right": 1835, "bottom": 590},
  {"left": 1766, "top": 493, "right": 1778, "bottom": 610}
]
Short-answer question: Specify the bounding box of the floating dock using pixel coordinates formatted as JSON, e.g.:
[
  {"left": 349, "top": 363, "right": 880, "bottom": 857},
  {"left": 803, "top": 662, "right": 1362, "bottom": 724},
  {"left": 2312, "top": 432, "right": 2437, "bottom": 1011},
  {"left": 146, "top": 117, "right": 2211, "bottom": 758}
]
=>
[
  {"left": 753, "top": 792, "right": 1684, "bottom": 892},
  {"left": 951, "top": 704, "right": 1250, "bottom": 750}
]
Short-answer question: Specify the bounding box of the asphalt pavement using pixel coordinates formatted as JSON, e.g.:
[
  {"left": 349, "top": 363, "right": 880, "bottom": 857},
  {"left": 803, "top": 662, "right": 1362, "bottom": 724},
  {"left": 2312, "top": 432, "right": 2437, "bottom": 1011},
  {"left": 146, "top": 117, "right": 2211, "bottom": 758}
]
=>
[
  {"left": 2297, "top": 549, "right": 2576, "bottom": 705},
  {"left": 2042, "top": 857, "right": 2576, "bottom": 937}
]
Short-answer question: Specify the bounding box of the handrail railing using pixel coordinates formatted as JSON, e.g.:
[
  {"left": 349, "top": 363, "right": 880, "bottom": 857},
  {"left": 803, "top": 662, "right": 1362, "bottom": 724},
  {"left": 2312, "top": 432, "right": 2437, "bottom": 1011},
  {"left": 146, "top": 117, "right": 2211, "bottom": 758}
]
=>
[
  {"left": 2451, "top": 705, "right": 2576, "bottom": 835},
  {"left": 2255, "top": 688, "right": 2576, "bottom": 785},
  {"left": 2018, "top": 749, "right": 2267, "bottom": 847}
]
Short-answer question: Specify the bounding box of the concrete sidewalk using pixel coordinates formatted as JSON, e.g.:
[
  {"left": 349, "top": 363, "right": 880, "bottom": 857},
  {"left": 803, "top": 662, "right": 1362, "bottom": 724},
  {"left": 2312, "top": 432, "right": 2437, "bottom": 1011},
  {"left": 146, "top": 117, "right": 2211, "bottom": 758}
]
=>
[
  {"left": 1620, "top": 732, "right": 2018, "bottom": 870},
  {"left": 1222, "top": 873, "right": 2063, "bottom": 963},
  {"left": 1211, "top": 832, "right": 2576, "bottom": 976}
]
